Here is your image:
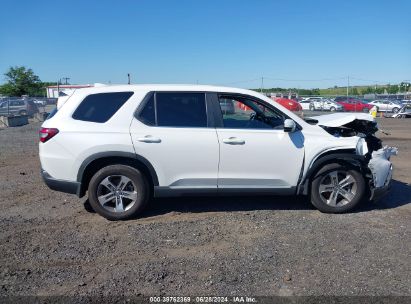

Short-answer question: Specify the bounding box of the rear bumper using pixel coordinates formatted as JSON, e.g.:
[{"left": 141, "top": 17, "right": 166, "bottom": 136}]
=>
[{"left": 41, "top": 169, "right": 80, "bottom": 196}]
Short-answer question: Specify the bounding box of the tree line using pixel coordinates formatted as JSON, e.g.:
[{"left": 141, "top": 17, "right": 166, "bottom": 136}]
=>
[{"left": 0, "top": 66, "right": 57, "bottom": 97}]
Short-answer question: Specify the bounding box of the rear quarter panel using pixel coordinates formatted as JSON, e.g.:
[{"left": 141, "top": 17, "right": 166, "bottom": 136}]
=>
[{"left": 40, "top": 89, "right": 148, "bottom": 181}]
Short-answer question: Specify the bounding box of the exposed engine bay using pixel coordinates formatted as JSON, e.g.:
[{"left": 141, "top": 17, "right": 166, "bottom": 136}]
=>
[
  {"left": 305, "top": 113, "right": 382, "bottom": 154},
  {"left": 320, "top": 120, "right": 383, "bottom": 154}
]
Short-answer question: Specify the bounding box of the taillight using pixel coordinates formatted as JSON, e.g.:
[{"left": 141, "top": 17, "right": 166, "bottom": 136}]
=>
[{"left": 39, "top": 128, "right": 59, "bottom": 143}]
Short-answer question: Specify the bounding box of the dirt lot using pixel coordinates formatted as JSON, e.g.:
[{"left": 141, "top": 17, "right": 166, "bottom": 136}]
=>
[{"left": 0, "top": 118, "right": 410, "bottom": 298}]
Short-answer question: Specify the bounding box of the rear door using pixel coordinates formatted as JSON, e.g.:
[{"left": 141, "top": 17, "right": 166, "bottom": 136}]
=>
[{"left": 130, "top": 92, "right": 219, "bottom": 191}]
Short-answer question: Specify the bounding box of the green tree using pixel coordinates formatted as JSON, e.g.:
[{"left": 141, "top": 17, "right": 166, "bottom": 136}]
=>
[
  {"left": 0, "top": 66, "right": 41, "bottom": 96},
  {"left": 351, "top": 87, "right": 359, "bottom": 95},
  {"left": 387, "top": 84, "right": 399, "bottom": 94},
  {"left": 311, "top": 88, "right": 320, "bottom": 95},
  {"left": 363, "top": 86, "right": 374, "bottom": 94}
]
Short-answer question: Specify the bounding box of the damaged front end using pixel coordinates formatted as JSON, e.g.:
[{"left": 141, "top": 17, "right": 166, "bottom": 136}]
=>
[
  {"left": 309, "top": 113, "right": 398, "bottom": 200},
  {"left": 367, "top": 146, "right": 398, "bottom": 200}
]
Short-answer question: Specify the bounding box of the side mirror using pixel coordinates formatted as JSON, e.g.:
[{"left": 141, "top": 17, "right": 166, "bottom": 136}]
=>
[{"left": 284, "top": 119, "right": 296, "bottom": 133}]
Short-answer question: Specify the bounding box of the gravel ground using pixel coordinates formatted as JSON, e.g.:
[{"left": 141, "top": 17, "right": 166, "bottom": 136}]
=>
[{"left": 0, "top": 118, "right": 410, "bottom": 298}]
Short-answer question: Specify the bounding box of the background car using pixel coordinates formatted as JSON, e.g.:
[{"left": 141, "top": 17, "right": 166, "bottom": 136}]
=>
[
  {"left": 219, "top": 99, "right": 235, "bottom": 114},
  {"left": 368, "top": 100, "right": 402, "bottom": 113},
  {"left": 309, "top": 98, "right": 343, "bottom": 111},
  {"left": 335, "top": 97, "right": 373, "bottom": 112},
  {"left": 391, "top": 104, "right": 411, "bottom": 118},
  {"left": 273, "top": 97, "right": 302, "bottom": 111},
  {"left": 0, "top": 99, "right": 39, "bottom": 117},
  {"left": 298, "top": 99, "right": 312, "bottom": 110},
  {"left": 32, "top": 98, "right": 48, "bottom": 106}
]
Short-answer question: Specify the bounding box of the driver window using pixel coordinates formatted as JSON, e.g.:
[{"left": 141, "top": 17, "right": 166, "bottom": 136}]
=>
[{"left": 218, "top": 95, "right": 284, "bottom": 129}]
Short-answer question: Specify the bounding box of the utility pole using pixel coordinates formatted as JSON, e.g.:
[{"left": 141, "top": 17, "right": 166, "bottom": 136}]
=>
[
  {"left": 346, "top": 75, "right": 349, "bottom": 101},
  {"left": 57, "top": 79, "right": 60, "bottom": 98},
  {"left": 127, "top": 73, "right": 131, "bottom": 85},
  {"left": 260, "top": 76, "right": 264, "bottom": 93},
  {"left": 62, "top": 77, "right": 70, "bottom": 85}
]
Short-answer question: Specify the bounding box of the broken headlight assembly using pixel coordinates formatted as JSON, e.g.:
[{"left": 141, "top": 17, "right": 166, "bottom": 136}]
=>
[{"left": 356, "top": 137, "right": 369, "bottom": 155}]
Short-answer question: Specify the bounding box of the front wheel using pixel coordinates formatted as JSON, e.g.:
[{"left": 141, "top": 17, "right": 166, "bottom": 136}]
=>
[
  {"left": 88, "top": 165, "right": 149, "bottom": 220},
  {"left": 310, "top": 163, "right": 366, "bottom": 213},
  {"left": 309, "top": 104, "right": 315, "bottom": 111},
  {"left": 392, "top": 107, "right": 399, "bottom": 113},
  {"left": 330, "top": 106, "right": 336, "bottom": 112}
]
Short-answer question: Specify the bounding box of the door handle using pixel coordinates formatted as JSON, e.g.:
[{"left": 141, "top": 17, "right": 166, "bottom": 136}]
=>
[
  {"left": 137, "top": 135, "right": 161, "bottom": 143},
  {"left": 222, "top": 137, "right": 245, "bottom": 145}
]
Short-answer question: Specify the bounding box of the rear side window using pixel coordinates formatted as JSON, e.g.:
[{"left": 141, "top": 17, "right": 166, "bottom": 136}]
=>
[
  {"left": 138, "top": 92, "right": 207, "bottom": 128},
  {"left": 73, "top": 92, "right": 133, "bottom": 123},
  {"left": 157, "top": 93, "right": 206, "bottom": 127}
]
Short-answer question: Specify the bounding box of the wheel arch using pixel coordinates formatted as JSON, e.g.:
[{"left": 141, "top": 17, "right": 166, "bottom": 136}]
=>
[
  {"left": 77, "top": 152, "right": 159, "bottom": 197},
  {"left": 297, "top": 149, "right": 367, "bottom": 195}
]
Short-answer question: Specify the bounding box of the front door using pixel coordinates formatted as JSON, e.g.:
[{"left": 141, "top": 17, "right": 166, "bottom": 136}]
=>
[{"left": 215, "top": 94, "right": 305, "bottom": 191}]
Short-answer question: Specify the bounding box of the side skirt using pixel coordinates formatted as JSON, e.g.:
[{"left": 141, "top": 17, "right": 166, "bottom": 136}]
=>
[{"left": 153, "top": 186, "right": 296, "bottom": 198}]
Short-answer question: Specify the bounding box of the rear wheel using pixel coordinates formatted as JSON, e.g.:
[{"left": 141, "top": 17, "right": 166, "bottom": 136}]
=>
[
  {"left": 392, "top": 107, "right": 400, "bottom": 113},
  {"left": 88, "top": 165, "right": 149, "bottom": 220},
  {"left": 309, "top": 104, "right": 315, "bottom": 111},
  {"left": 330, "top": 106, "right": 336, "bottom": 112},
  {"left": 310, "top": 163, "right": 366, "bottom": 213}
]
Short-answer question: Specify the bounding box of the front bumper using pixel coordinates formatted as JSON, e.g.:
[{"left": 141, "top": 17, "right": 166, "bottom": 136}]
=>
[
  {"left": 41, "top": 169, "right": 81, "bottom": 196},
  {"left": 368, "top": 146, "right": 397, "bottom": 201}
]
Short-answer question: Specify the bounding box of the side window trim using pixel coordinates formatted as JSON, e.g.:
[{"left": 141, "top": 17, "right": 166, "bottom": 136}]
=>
[
  {"left": 206, "top": 92, "right": 222, "bottom": 128},
  {"left": 134, "top": 91, "right": 156, "bottom": 125}
]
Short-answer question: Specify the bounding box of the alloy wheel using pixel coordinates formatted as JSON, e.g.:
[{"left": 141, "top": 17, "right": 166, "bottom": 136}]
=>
[
  {"left": 318, "top": 170, "right": 357, "bottom": 207},
  {"left": 97, "top": 175, "right": 138, "bottom": 213}
]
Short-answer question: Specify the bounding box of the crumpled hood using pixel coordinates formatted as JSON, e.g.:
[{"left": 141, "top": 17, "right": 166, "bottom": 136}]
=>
[{"left": 312, "top": 113, "right": 375, "bottom": 127}]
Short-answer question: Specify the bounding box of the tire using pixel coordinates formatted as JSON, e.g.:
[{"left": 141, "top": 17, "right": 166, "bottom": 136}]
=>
[
  {"left": 362, "top": 108, "right": 369, "bottom": 113},
  {"left": 330, "top": 106, "right": 336, "bottom": 112},
  {"left": 310, "top": 163, "right": 366, "bottom": 213},
  {"left": 88, "top": 165, "right": 149, "bottom": 220},
  {"left": 392, "top": 107, "right": 399, "bottom": 113},
  {"left": 309, "top": 104, "right": 315, "bottom": 111}
]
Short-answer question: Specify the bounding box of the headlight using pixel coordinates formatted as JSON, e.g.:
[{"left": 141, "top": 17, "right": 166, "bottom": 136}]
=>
[{"left": 356, "top": 138, "right": 368, "bottom": 155}]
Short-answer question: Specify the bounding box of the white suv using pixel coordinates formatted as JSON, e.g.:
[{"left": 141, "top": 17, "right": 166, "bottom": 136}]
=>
[{"left": 39, "top": 85, "right": 396, "bottom": 220}]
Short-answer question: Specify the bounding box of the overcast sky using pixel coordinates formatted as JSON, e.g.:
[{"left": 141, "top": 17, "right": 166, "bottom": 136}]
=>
[{"left": 0, "top": 0, "right": 410, "bottom": 88}]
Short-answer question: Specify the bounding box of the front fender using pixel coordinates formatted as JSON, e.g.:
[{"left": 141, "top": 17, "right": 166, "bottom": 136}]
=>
[{"left": 297, "top": 152, "right": 367, "bottom": 195}]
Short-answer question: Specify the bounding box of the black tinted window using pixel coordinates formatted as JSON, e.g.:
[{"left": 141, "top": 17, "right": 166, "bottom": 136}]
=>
[
  {"left": 156, "top": 93, "right": 207, "bottom": 127},
  {"left": 138, "top": 94, "right": 156, "bottom": 126},
  {"left": 73, "top": 92, "right": 133, "bottom": 123}
]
